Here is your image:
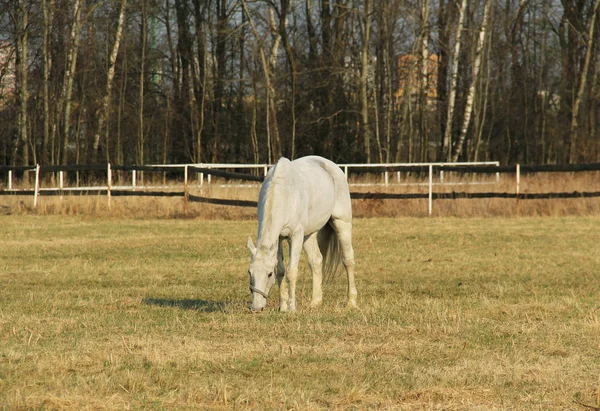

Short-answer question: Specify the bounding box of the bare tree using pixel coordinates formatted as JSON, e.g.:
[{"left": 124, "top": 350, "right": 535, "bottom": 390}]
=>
[
  {"left": 569, "top": 0, "right": 600, "bottom": 163},
  {"left": 93, "top": 0, "right": 127, "bottom": 162},
  {"left": 359, "top": 0, "right": 372, "bottom": 162},
  {"left": 60, "top": 0, "right": 82, "bottom": 165},
  {"left": 451, "top": 0, "right": 491, "bottom": 162},
  {"left": 15, "top": 0, "right": 28, "bottom": 167},
  {"left": 241, "top": 0, "right": 282, "bottom": 163},
  {"left": 441, "top": 0, "right": 467, "bottom": 161}
]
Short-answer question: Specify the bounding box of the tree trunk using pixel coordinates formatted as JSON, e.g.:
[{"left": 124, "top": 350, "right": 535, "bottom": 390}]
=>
[
  {"left": 441, "top": 0, "right": 467, "bottom": 161},
  {"left": 436, "top": 0, "right": 449, "bottom": 161},
  {"left": 42, "top": 0, "right": 54, "bottom": 165},
  {"left": 138, "top": 0, "right": 147, "bottom": 165},
  {"left": 279, "top": 0, "right": 297, "bottom": 159},
  {"left": 62, "top": 0, "right": 82, "bottom": 165},
  {"left": 16, "top": 0, "right": 29, "bottom": 168},
  {"left": 451, "top": 0, "right": 491, "bottom": 162},
  {"left": 241, "top": 0, "right": 281, "bottom": 163},
  {"left": 93, "top": 0, "right": 127, "bottom": 162},
  {"left": 419, "top": 0, "right": 430, "bottom": 162},
  {"left": 193, "top": 0, "right": 208, "bottom": 163},
  {"left": 569, "top": 0, "right": 600, "bottom": 163},
  {"left": 359, "top": 0, "right": 372, "bottom": 163}
]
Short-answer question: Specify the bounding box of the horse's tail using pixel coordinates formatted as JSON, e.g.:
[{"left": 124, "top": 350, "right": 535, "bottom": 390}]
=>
[{"left": 318, "top": 222, "right": 342, "bottom": 283}]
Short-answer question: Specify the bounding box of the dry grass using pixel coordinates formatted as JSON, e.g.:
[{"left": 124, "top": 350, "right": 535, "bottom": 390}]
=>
[
  {"left": 1, "top": 215, "right": 599, "bottom": 409},
  {"left": 2, "top": 171, "right": 600, "bottom": 218}
]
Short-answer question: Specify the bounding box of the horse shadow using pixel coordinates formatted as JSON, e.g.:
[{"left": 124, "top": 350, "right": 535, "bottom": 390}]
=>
[{"left": 143, "top": 297, "right": 228, "bottom": 313}]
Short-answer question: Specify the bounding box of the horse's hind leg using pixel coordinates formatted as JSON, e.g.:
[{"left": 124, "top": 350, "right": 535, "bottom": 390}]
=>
[
  {"left": 303, "top": 232, "right": 323, "bottom": 307},
  {"left": 331, "top": 219, "right": 358, "bottom": 308}
]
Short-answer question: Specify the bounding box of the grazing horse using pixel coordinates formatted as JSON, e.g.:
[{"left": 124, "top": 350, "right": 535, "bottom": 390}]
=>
[{"left": 247, "top": 156, "right": 357, "bottom": 312}]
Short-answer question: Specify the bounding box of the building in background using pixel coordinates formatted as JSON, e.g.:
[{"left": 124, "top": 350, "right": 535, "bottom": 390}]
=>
[{"left": 396, "top": 53, "right": 439, "bottom": 105}]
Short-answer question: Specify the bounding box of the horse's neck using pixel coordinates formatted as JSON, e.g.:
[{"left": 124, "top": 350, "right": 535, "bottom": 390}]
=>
[{"left": 257, "top": 175, "right": 288, "bottom": 248}]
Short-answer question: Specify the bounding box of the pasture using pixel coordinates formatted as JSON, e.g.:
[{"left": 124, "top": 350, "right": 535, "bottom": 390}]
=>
[{"left": 1, "top": 215, "right": 599, "bottom": 409}]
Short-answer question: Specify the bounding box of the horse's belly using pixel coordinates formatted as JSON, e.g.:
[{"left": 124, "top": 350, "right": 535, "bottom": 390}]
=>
[{"left": 303, "top": 180, "right": 335, "bottom": 234}]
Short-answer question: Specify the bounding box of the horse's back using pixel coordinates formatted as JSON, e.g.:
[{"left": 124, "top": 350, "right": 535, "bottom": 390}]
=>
[{"left": 292, "top": 156, "right": 352, "bottom": 223}]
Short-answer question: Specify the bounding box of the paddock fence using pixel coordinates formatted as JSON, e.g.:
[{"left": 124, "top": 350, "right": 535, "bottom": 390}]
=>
[{"left": 1, "top": 161, "right": 600, "bottom": 216}]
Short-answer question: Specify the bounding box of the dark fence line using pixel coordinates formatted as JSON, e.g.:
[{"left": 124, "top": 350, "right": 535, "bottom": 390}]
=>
[
  {"left": 345, "top": 162, "right": 600, "bottom": 174},
  {"left": 4, "top": 189, "right": 599, "bottom": 202},
  {"left": 351, "top": 191, "right": 600, "bottom": 200},
  {"left": 188, "top": 193, "right": 259, "bottom": 207}
]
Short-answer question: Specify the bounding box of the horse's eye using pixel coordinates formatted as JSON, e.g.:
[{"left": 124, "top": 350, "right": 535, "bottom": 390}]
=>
[{"left": 268, "top": 272, "right": 273, "bottom": 278}]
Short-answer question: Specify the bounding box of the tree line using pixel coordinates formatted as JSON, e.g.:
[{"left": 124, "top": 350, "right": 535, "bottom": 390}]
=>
[{"left": 0, "top": 0, "right": 599, "bottom": 167}]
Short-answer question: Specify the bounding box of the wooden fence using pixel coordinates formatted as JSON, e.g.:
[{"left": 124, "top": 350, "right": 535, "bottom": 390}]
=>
[{"left": 1, "top": 162, "right": 600, "bottom": 216}]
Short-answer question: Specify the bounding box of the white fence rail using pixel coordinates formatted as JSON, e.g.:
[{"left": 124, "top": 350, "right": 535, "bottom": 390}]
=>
[{"left": 4, "top": 161, "right": 598, "bottom": 216}]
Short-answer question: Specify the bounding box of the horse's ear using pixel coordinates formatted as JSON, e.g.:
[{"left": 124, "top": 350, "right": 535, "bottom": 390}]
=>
[{"left": 247, "top": 237, "right": 257, "bottom": 256}]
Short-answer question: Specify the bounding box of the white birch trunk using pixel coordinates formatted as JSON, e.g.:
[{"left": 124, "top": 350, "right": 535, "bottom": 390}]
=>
[
  {"left": 42, "top": 0, "right": 54, "bottom": 163},
  {"left": 419, "top": 0, "right": 430, "bottom": 161},
  {"left": 62, "top": 0, "right": 82, "bottom": 164},
  {"left": 451, "top": 0, "right": 491, "bottom": 162},
  {"left": 441, "top": 0, "right": 467, "bottom": 161},
  {"left": 93, "top": 0, "right": 127, "bottom": 157}
]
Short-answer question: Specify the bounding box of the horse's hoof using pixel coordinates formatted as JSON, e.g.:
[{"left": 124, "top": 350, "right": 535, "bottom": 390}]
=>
[{"left": 309, "top": 300, "right": 322, "bottom": 308}]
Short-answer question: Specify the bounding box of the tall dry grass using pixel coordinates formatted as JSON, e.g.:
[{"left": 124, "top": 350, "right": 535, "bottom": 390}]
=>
[{"left": 1, "top": 171, "right": 599, "bottom": 218}]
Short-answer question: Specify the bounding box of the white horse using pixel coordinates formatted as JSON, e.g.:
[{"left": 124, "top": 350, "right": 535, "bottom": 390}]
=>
[{"left": 247, "top": 156, "right": 357, "bottom": 312}]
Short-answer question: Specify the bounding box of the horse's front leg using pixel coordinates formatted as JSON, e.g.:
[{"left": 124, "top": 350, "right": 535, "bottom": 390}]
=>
[{"left": 280, "top": 230, "right": 303, "bottom": 312}]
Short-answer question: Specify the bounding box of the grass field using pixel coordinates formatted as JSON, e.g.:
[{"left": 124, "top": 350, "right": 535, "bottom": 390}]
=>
[{"left": 1, "top": 215, "right": 600, "bottom": 409}]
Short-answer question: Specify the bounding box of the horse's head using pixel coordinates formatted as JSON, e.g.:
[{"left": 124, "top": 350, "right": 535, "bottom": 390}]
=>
[{"left": 247, "top": 237, "right": 277, "bottom": 312}]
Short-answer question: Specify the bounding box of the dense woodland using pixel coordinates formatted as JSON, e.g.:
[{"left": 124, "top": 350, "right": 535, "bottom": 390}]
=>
[{"left": 0, "top": 0, "right": 599, "bottom": 167}]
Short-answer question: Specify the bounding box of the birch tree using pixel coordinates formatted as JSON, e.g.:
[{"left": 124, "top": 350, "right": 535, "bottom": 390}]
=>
[
  {"left": 60, "top": 0, "right": 82, "bottom": 165},
  {"left": 451, "top": 0, "right": 491, "bottom": 162},
  {"left": 441, "top": 0, "right": 467, "bottom": 161},
  {"left": 41, "top": 0, "right": 54, "bottom": 164},
  {"left": 93, "top": 0, "right": 127, "bottom": 161}
]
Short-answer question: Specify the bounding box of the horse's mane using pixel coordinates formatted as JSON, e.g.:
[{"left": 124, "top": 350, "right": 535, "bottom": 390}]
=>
[{"left": 257, "top": 157, "right": 291, "bottom": 244}]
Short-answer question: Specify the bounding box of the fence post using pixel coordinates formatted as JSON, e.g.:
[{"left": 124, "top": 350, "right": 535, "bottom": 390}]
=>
[
  {"left": 59, "top": 170, "right": 64, "bottom": 201},
  {"left": 132, "top": 169, "right": 137, "bottom": 191},
  {"left": 184, "top": 165, "right": 189, "bottom": 214},
  {"left": 384, "top": 171, "right": 389, "bottom": 187},
  {"left": 8, "top": 170, "right": 12, "bottom": 190},
  {"left": 107, "top": 163, "right": 112, "bottom": 209},
  {"left": 33, "top": 165, "right": 40, "bottom": 208},
  {"left": 516, "top": 164, "right": 520, "bottom": 203},
  {"left": 428, "top": 164, "right": 433, "bottom": 217},
  {"left": 344, "top": 166, "right": 348, "bottom": 180},
  {"left": 264, "top": 165, "right": 268, "bottom": 178}
]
